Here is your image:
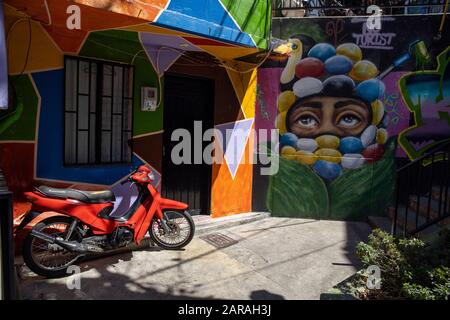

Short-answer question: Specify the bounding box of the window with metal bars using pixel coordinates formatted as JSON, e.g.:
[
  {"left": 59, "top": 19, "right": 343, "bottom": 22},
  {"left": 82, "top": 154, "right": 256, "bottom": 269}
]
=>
[{"left": 64, "top": 56, "right": 134, "bottom": 165}]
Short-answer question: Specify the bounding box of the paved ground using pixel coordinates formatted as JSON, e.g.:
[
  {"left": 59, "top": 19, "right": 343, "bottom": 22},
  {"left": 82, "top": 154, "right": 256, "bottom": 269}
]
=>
[{"left": 18, "top": 217, "right": 371, "bottom": 300}]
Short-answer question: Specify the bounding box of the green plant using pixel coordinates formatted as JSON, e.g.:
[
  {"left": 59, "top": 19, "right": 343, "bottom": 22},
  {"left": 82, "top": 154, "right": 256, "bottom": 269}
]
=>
[
  {"left": 402, "top": 267, "right": 450, "bottom": 300},
  {"left": 355, "top": 229, "right": 450, "bottom": 300}
]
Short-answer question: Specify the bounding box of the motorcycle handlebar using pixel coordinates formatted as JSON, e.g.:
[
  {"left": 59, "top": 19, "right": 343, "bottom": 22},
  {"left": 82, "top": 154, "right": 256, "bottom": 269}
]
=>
[
  {"left": 120, "top": 168, "right": 138, "bottom": 185},
  {"left": 120, "top": 178, "right": 130, "bottom": 185}
]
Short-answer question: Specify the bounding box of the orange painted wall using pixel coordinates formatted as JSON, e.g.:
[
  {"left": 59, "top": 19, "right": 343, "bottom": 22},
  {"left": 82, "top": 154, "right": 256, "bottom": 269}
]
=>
[
  {"left": 210, "top": 124, "right": 255, "bottom": 217},
  {"left": 210, "top": 67, "right": 257, "bottom": 217},
  {"left": 5, "top": 0, "right": 148, "bottom": 53}
]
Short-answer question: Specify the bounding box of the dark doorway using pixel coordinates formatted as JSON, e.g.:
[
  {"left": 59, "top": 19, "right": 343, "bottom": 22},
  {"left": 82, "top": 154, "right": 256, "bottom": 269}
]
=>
[{"left": 162, "top": 74, "right": 214, "bottom": 215}]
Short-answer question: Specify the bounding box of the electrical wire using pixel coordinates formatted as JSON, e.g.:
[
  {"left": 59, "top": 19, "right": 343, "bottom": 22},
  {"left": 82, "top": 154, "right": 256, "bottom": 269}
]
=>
[
  {"left": 86, "top": 36, "right": 273, "bottom": 73},
  {"left": 8, "top": 3, "right": 274, "bottom": 111},
  {"left": 131, "top": 49, "right": 146, "bottom": 65},
  {"left": 6, "top": 17, "right": 32, "bottom": 77},
  {"left": 85, "top": 34, "right": 274, "bottom": 110},
  {"left": 10, "top": 4, "right": 274, "bottom": 76}
]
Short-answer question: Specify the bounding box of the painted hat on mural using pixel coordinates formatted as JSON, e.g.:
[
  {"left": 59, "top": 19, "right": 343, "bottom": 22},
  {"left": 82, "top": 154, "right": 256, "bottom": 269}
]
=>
[{"left": 277, "top": 41, "right": 389, "bottom": 181}]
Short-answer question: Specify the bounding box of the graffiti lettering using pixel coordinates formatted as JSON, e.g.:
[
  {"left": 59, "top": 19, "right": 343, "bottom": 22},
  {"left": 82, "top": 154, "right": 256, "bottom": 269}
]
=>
[
  {"left": 351, "top": 16, "right": 396, "bottom": 50},
  {"left": 325, "top": 19, "right": 344, "bottom": 47},
  {"left": 383, "top": 93, "right": 403, "bottom": 127},
  {"left": 353, "top": 23, "right": 396, "bottom": 50},
  {"left": 257, "top": 84, "right": 269, "bottom": 120},
  {"left": 398, "top": 47, "right": 450, "bottom": 160}
]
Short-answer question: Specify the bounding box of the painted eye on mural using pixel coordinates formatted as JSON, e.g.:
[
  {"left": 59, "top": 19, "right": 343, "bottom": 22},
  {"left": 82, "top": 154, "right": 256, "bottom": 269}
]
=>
[
  {"left": 336, "top": 113, "right": 361, "bottom": 128},
  {"left": 297, "top": 115, "right": 319, "bottom": 128}
]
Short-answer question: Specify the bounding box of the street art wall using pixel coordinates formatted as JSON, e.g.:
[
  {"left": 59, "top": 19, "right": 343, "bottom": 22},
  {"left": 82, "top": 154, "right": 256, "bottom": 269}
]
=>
[
  {"left": 253, "top": 14, "right": 450, "bottom": 220},
  {"left": 1, "top": 0, "right": 270, "bottom": 219}
]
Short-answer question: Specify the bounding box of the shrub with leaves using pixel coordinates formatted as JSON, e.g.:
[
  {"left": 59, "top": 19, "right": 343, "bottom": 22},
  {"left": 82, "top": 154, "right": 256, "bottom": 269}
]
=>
[{"left": 355, "top": 229, "right": 450, "bottom": 300}]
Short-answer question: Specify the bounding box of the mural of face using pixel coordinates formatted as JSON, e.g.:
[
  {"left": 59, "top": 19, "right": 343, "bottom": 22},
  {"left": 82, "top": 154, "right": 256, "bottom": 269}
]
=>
[
  {"left": 264, "top": 17, "right": 448, "bottom": 221},
  {"left": 277, "top": 41, "right": 389, "bottom": 181},
  {"left": 287, "top": 96, "right": 370, "bottom": 138}
]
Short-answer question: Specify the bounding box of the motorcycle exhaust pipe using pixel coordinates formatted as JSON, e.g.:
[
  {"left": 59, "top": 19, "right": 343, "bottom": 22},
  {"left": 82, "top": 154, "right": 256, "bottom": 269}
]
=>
[{"left": 29, "top": 229, "right": 104, "bottom": 253}]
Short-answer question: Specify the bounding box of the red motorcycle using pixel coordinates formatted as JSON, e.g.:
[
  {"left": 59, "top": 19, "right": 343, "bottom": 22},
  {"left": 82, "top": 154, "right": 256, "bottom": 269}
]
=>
[{"left": 17, "top": 165, "right": 195, "bottom": 278}]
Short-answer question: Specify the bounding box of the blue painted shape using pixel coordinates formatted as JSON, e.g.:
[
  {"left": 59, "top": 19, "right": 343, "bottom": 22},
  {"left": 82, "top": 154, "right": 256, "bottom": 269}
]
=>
[
  {"left": 280, "top": 133, "right": 298, "bottom": 148},
  {"left": 393, "top": 53, "right": 411, "bottom": 67},
  {"left": 356, "top": 79, "right": 385, "bottom": 102},
  {"left": 33, "top": 70, "right": 142, "bottom": 185},
  {"left": 313, "top": 160, "right": 342, "bottom": 181},
  {"left": 339, "top": 137, "right": 364, "bottom": 154},
  {"left": 324, "top": 55, "right": 353, "bottom": 75},
  {"left": 308, "top": 43, "right": 336, "bottom": 62},
  {"left": 155, "top": 0, "right": 255, "bottom": 47}
]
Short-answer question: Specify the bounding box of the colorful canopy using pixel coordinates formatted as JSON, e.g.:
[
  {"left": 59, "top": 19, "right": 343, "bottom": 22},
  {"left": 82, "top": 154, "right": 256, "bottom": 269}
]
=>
[{"left": 4, "top": 0, "right": 271, "bottom": 69}]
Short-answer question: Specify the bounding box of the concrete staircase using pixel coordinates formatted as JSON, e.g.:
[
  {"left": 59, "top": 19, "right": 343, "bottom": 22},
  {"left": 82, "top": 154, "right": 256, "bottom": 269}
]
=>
[{"left": 368, "top": 187, "right": 450, "bottom": 238}]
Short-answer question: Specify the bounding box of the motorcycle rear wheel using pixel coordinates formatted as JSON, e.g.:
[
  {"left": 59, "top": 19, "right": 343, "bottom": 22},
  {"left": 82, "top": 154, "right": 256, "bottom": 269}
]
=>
[
  {"left": 149, "top": 210, "right": 195, "bottom": 249},
  {"left": 23, "top": 216, "right": 83, "bottom": 278}
]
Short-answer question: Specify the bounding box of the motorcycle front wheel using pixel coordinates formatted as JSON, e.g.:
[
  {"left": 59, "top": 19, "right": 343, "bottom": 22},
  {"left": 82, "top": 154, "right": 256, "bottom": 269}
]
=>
[{"left": 149, "top": 210, "right": 195, "bottom": 249}]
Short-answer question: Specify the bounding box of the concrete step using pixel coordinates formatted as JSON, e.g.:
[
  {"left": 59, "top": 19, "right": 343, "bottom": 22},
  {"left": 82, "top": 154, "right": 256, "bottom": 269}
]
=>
[
  {"left": 367, "top": 215, "right": 392, "bottom": 233},
  {"left": 369, "top": 211, "right": 419, "bottom": 235},
  {"left": 193, "top": 212, "right": 271, "bottom": 236},
  {"left": 388, "top": 205, "right": 424, "bottom": 234},
  {"left": 408, "top": 196, "right": 441, "bottom": 220},
  {"left": 431, "top": 185, "right": 450, "bottom": 202},
  {"left": 387, "top": 205, "right": 442, "bottom": 237},
  {"left": 408, "top": 196, "right": 450, "bottom": 227}
]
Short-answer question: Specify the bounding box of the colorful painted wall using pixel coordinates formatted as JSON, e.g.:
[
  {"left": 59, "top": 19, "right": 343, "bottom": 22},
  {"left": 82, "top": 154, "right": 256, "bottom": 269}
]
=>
[
  {"left": 1, "top": 1, "right": 268, "bottom": 219},
  {"left": 73, "top": 0, "right": 271, "bottom": 48},
  {"left": 253, "top": 14, "right": 450, "bottom": 220},
  {"left": 1, "top": 6, "right": 162, "bottom": 219},
  {"left": 167, "top": 58, "right": 256, "bottom": 217}
]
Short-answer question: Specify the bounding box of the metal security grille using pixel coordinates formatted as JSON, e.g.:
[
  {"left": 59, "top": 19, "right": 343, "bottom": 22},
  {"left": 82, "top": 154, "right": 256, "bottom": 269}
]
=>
[{"left": 64, "top": 56, "right": 134, "bottom": 165}]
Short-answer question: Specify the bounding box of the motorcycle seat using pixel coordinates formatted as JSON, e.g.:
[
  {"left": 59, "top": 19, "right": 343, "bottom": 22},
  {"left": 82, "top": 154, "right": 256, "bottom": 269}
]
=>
[{"left": 36, "top": 185, "right": 115, "bottom": 203}]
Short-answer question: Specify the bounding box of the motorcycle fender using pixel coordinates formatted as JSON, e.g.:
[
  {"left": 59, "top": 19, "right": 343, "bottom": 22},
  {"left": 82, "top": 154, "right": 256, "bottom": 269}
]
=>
[
  {"left": 14, "top": 210, "right": 65, "bottom": 233},
  {"left": 134, "top": 195, "right": 159, "bottom": 245},
  {"left": 159, "top": 197, "right": 188, "bottom": 210}
]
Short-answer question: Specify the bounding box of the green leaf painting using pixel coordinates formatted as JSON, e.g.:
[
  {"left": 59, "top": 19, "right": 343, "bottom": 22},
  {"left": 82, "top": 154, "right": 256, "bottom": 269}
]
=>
[
  {"left": 0, "top": 75, "right": 38, "bottom": 141},
  {"left": 267, "top": 138, "right": 396, "bottom": 220},
  {"left": 267, "top": 155, "right": 328, "bottom": 219},
  {"left": 329, "top": 138, "right": 397, "bottom": 220}
]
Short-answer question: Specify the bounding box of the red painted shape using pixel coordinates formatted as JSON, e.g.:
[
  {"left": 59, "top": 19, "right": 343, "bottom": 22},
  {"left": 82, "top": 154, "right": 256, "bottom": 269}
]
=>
[
  {"left": 362, "top": 144, "right": 385, "bottom": 163},
  {"left": 0, "top": 143, "right": 35, "bottom": 199},
  {"left": 295, "top": 57, "right": 325, "bottom": 79},
  {"left": 5, "top": 0, "right": 149, "bottom": 52}
]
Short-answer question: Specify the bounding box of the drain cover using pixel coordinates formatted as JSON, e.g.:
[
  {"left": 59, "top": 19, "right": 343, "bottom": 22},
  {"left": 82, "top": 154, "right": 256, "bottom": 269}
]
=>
[{"left": 200, "top": 232, "right": 238, "bottom": 248}]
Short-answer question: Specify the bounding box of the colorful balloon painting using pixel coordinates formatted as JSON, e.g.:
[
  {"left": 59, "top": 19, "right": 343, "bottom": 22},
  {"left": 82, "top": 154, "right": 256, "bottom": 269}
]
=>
[{"left": 277, "top": 41, "right": 389, "bottom": 181}]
